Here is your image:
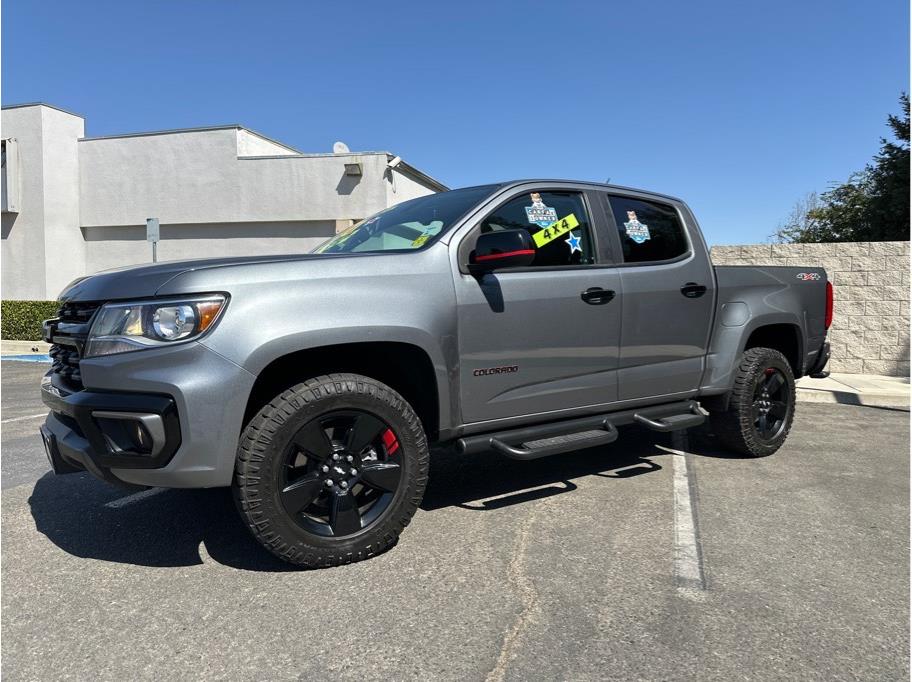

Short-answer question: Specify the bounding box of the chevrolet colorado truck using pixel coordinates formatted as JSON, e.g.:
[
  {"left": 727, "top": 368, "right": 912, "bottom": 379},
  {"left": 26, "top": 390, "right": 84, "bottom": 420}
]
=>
[{"left": 40, "top": 180, "right": 833, "bottom": 567}]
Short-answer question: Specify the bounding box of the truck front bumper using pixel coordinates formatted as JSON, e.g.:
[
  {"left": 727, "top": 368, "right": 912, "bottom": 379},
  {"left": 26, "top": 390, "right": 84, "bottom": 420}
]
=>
[
  {"left": 40, "top": 380, "right": 182, "bottom": 486},
  {"left": 39, "top": 342, "right": 256, "bottom": 488}
]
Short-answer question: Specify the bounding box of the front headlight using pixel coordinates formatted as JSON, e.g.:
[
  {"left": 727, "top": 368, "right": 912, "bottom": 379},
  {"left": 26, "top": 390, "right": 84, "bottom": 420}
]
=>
[{"left": 84, "top": 295, "right": 227, "bottom": 358}]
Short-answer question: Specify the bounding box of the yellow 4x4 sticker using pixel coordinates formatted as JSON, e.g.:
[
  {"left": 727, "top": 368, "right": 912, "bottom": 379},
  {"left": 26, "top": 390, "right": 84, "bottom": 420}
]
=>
[{"left": 532, "top": 214, "right": 579, "bottom": 248}]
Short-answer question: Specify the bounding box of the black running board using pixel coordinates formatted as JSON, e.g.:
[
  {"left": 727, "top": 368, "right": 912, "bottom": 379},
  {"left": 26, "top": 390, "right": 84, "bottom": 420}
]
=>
[
  {"left": 456, "top": 400, "right": 703, "bottom": 460},
  {"left": 490, "top": 424, "right": 619, "bottom": 460},
  {"left": 633, "top": 403, "right": 705, "bottom": 432}
]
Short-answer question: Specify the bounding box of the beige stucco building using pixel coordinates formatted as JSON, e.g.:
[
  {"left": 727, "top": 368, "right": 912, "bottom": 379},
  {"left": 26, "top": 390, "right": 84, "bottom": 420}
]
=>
[{"left": 1, "top": 102, "right": 445, "bottom": 300}]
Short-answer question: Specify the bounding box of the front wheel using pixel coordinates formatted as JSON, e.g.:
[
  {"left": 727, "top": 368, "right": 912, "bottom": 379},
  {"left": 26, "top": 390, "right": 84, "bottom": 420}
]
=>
[
  {"left": 233, "top": 373, "right": 428, "bottom": 567},
  {"left": 708, "top": 347, "right": 796, "bottom": 457}
]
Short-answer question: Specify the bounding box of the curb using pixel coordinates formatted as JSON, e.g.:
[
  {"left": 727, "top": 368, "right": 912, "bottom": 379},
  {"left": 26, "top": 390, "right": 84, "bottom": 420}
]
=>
[
  {"left": 796, "top": 387, "right": 909, "bottom": 410},
  {"left": 1, "top": 340, "right": 50, "bottom": 354}
]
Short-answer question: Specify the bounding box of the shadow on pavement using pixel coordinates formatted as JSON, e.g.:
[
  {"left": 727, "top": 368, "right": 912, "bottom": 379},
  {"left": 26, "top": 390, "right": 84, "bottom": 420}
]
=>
[
  {"left": 28, "top": 473, "right": 298, "bottom": 573},
  {"left": 27, "top": 425, "right": 741, "bottom": 571},
  {"left": 420, "top": 426, "right": 672, "bottom": 511}
]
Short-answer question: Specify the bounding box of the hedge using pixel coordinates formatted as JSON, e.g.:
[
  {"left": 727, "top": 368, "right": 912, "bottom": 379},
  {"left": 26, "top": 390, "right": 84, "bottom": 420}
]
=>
[{"left": 1, "top": 300, "right": 60, "bottom": 341}]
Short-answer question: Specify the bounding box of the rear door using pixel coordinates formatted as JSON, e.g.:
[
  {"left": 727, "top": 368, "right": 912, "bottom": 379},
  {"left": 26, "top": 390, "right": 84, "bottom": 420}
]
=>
[
  {"left": 599, "top": 193, "right": 715, "bottom": 401},
  {"left": 452, "top": 187, "right": 622, "bottom": 423}
]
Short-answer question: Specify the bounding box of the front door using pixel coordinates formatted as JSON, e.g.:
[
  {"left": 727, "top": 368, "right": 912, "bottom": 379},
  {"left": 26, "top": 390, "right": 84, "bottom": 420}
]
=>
[{"left": 453, "top": 188, "right": 622, "bottom": 424}]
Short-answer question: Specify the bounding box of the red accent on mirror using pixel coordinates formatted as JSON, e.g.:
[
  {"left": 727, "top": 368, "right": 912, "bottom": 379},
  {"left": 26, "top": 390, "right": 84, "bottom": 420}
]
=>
[{"left": 474, "top": 249, "right": 536, "bottom": 263}]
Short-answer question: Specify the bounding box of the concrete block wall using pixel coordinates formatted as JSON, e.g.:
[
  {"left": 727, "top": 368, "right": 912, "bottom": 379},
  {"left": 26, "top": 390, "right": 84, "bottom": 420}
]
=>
[{"left": 710, "top": 241, "right": 910, "bottom": 377}]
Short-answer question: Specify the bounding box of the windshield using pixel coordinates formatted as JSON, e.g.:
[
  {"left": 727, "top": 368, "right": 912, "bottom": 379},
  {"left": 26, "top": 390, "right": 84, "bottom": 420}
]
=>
[{"left": 313, "top": 185, "right": 497, "bottom": 254}]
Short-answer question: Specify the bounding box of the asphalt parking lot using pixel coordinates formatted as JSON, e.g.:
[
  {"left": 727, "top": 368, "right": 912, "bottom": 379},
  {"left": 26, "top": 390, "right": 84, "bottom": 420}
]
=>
[{"left": 2, "top": 360, "right": 909, "bottom": 680}]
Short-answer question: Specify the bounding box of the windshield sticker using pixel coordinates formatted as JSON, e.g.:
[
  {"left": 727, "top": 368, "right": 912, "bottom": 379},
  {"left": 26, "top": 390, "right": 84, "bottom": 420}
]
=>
[
  {"left": 532, "top": 213, "right": 580, "bottom": 248},
  {"left": 411, "top": 233, "right": 431, "bottom": 247},
  {"left": 525, "top": 193, "right": 558, "bottom": 228},
  {"left": 565, "top": 231, "right": 582, "bottom": 255},
  {"left": 323, "top": 223, "right": 361, "bottom": 250},
  {"left": 623, "top": 211, "right": 651, "bottom": 244}
]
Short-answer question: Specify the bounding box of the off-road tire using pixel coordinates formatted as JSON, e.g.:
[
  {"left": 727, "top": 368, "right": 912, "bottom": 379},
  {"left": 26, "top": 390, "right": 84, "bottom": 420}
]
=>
[
  {"left": 233, "top": 373, "right": 428, "bottom": 567},
  {"left": 708, "top": 347, "right": 796, "bottom": 457}
]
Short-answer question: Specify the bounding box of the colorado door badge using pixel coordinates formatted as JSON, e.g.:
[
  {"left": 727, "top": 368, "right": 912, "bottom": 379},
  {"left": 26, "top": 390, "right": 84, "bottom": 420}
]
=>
[
  {"left": 624, "top": 211, "right": 651, "bottom": 244},
  {"left": 525, "top": 193, "right": 558, "bottom": 228}
]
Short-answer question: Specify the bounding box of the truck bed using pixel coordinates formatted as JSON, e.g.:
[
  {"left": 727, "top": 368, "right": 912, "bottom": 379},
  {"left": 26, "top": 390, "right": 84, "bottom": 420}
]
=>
[{"left": 714, "top": 265, "right": 828, "bottom": 339}]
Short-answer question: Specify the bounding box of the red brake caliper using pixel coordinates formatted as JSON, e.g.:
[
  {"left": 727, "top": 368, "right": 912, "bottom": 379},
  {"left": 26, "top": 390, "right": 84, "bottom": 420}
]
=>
[{"left": 381, "top": 428, "right": 400, "bottom": 456}]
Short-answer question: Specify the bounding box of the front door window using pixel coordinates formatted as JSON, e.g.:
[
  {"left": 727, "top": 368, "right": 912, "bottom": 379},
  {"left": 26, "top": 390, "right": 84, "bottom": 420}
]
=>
[{"left": 480, "top": 191, "right": 595, "bottom": 267}]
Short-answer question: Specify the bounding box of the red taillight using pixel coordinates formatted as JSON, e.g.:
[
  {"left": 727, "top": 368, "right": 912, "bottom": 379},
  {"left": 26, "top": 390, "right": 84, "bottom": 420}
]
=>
[{"left": 825, "top": 281, "right": 834, "bottom": 330}]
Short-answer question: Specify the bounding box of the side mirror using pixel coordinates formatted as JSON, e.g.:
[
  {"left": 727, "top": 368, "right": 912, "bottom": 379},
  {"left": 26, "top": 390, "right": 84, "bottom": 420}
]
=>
[{"left": 470, "top": 229, "right": 535, "bottom": 271}]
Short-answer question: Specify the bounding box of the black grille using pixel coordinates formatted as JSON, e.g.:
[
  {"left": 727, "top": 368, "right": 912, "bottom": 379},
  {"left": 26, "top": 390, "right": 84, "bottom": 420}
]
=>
[
  {"left": 48, "top": 301, "right": 102, "bottom": 391},
  {"left": 57, "top": 301, "right": 102, "bottom": 324}
]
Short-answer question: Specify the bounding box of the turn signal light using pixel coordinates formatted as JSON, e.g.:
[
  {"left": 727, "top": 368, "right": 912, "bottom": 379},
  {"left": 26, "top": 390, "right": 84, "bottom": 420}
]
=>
[{"left": 196, "top": 301, "right": 223, "bottom": 333}]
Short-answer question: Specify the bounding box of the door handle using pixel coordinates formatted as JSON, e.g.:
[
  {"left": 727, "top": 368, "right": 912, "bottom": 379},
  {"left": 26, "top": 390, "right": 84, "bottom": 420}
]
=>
[
  {"left": 680, "top": 282, "right": 707, "bottom": 298},
  {"left": 581, "top": 287, "right": 616, "bottom": 305}
]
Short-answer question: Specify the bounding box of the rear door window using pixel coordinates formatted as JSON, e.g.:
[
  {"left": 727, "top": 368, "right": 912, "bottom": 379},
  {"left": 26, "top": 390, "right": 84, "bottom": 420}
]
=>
[
  {"left": 480, "top": 191, "right": 595, "bottom": 267},
  {"left": 607, "top": 195, "right": 689, "bottom": 264}
]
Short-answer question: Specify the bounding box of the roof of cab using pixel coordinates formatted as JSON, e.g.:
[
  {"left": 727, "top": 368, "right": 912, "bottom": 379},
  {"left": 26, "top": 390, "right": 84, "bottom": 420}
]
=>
[{"left": 491, "top": 179, "right": 684, "bottom": 204}]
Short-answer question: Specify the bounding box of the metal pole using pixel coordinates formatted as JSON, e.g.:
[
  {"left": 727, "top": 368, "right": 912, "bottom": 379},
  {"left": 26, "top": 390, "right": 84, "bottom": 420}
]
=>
[{"left": 146, "top": 218, "right": 160, "bottom": 263}]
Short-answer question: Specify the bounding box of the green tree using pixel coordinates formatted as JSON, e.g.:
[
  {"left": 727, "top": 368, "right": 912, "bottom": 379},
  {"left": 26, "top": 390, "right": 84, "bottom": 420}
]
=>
[
  {"left": 772, "top": 192, "right": 823, "bottom": 243},
  {"left": 864, "top": 93, "right": 910, "bottom": 239},
  {"left": 774, "top": 94, "right": 910, "bottom": 243}
]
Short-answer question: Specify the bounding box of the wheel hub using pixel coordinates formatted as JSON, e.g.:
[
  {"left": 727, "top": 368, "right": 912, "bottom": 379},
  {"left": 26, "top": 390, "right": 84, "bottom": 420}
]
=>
[{"left": 318, "top": 445, "right": 364, "bottom": 490}]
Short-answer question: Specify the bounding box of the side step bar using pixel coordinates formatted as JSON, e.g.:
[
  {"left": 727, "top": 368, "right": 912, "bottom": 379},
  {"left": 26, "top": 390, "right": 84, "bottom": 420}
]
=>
[
  {"left": 490, "top": 424, "right": 618, "bottom": 460},
  {"left": 456, "top": 400, "right": 705, "bottom": 460},
  {"left": 633, "top": 403, "right": 705, "bottom": 432}
]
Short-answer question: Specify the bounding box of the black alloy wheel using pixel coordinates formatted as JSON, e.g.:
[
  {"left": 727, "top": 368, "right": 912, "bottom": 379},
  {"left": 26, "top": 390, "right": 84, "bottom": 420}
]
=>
[
  {"left": 234, "top": 373, "right": 429, "bottom": 567},
  {"left": 751, "top": 367, "right": 790, "bottom": 442},
  {"left": 708, "top": 347, "right": 796, "bottom": 457},
  {"left": 280, "top": 410, "right": 403, "bottom": 538}
]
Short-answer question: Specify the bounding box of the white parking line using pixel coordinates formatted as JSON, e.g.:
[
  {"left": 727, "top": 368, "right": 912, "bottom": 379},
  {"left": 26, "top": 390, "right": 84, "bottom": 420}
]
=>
[
  {"left": 2, "top": 413, "right": 47, "bottom": 424},
  {"left": 104, "top": 487, "right": 166, "bottom": 509},
  {"left": 669, "top": 430, "right": 707, "bottom": 596}
]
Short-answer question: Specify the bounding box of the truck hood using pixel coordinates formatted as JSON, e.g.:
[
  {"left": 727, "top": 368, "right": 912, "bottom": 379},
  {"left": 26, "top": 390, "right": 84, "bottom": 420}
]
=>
[{"left": 59, "top": 254, "right": 339, "bottom": 302}]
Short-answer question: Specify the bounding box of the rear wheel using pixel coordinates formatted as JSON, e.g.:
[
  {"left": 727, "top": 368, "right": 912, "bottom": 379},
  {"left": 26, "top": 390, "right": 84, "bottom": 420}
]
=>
[
  {"left": 233, "top": 373, "right": 428, "bottom": 567},
  {"left": 708, "top": 347, "right": 796, "bottom": 457}
]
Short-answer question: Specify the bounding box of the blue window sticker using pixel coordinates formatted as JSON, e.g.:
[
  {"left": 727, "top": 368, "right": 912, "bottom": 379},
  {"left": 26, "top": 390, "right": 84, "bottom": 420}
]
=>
[
  {"left": 623, "top": 211, "right": 651, "bottom": 243},
  {"left": 565, "top": 231, "right": 582, "bottom": 255},
  {"left": 525, "top": 193, "right": 558, "bottom": 228}
]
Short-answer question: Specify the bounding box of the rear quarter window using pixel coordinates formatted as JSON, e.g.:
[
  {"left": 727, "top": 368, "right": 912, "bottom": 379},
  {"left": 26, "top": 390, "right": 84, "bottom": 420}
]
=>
[{"left": 607, "top": 195, "right": 689, "bottom": 264}]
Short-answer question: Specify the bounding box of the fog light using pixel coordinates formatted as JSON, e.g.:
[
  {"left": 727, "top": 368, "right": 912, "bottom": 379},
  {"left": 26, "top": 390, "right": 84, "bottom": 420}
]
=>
[
  {"left": 92, "top": 411, "right": 165, "bottom": 457},
  {"left": 130, "top": 420, "right": 153, "bottom": 453}
]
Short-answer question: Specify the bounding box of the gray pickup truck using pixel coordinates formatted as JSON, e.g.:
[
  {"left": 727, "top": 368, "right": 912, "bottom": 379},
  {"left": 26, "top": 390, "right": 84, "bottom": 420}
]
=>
[{"left": 40, "top": 180, "right": 832, "bottom": 567}]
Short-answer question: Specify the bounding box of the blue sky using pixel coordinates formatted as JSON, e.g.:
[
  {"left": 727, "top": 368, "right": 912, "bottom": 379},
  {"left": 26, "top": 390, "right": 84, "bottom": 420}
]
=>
[{"left": 2, "top": 0, "right": 908, "bottom": 245}]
